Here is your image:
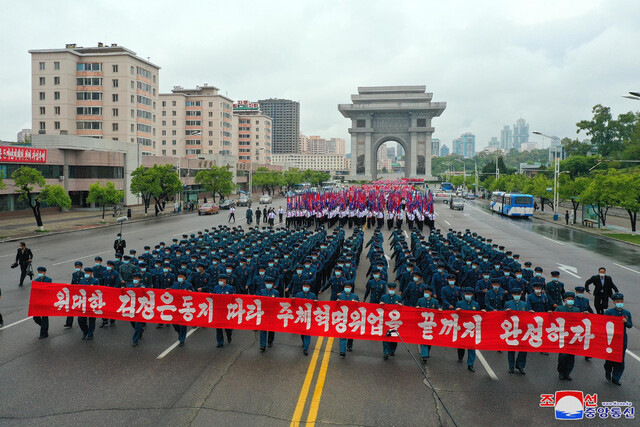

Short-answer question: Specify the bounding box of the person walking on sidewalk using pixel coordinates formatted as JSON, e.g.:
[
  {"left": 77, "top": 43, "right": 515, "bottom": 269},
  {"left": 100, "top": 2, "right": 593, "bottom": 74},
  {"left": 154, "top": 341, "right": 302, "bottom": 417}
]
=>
[
  {"left": 13, "top": 242, "right": 33, "bottom": 287},
  {"left": 565, "top": 210, "right": 570, "bottom": 225}
]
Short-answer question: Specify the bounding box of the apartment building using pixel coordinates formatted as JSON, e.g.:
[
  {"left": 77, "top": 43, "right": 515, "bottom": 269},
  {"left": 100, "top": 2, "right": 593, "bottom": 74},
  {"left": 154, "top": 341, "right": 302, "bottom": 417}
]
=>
[
  {"left": 257, "top": 98, "right": 300, "bottom": 154},
  {"left": 29, "top": 43, "right": 160, "bottom": 155},
  {"left": 158, "top": 84, "right": 234, "bottom": 158},
  {"left": 271, "top": 153, "right": 346, "bottom": 172},
  {"left": 232, "top": 100, "right": 271, "bottom": 165}
]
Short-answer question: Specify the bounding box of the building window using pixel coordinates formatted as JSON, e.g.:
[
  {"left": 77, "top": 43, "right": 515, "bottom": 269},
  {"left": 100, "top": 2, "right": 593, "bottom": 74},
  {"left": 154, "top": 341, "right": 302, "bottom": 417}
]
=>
[
  {"left": 54, "top": 92, "right": 60, "bottom": 100},
  {"left": 39, "top": 121, "right": 45, "bottom": 130},
  {"left": 162, "top": 150, "right": 166, "bottom": 155},
  {"left": 113, "top": 123, "right": 119, "bottom": 131},
  {"left": 172, "top": 120, "right": 176, "bottom": 126},
  {"left": 112, "top": 108, "right": 118, "bottom": 117},
  {"left": 172, "top": 140, "right": 176, "bottom": 145},
  {"left": 54, "top": 61, "right": 59, "bottom": 70},
  {"left": 39, "top": 92, "right": 45, "bottom": 100},
  {"left": 209, "top": 121, "right": 213, "bottom": 127},
  {"left": 172, "top": 150, "right": 176, "bottom": 155},
  {"left": 54, "top": 76, "right": 60, "bottom": 85},
  {"left": 209, "top": 140, "right": 213, "bottom": 146},
  {"left": 162, "top": 111, "right": 166, "bottom": 117},
  {"left": 112, "top": 94, "right": 118, "bottom": 102},
  {"left": 39, "top": 77, "right": 45, "bottom": 85},
  {"left": 54, "top": 121, "right": 60, "bottom": 130},
  {"left": 130, "top": 66, "right": 134, "bottom": 75},
  {"left": 54, "top": 106, "right": 60, "bottom": 115},
  {"left": 162, "top": 140, "right": 166, "bottom": 145},
  {"left": 39, "top": 62, "right": 45, "bottom": 70},
  {"left": 208, "top": 112, "right": 213, "bottom": 117},
  {"left": 112, "top": 64, "right": 118, "bottom": 73},
  {"left": 131, "top": 95, "right": 134, "bottom": 103},
  {"left": 208, "top": 131, "right": 213, "bottom": 136},
  {"left": 131, "top": 80, "right": 134, "bottom": 89},
  {"left": 162, "top": 120, "right": 166, "bottom": 126},
  {"left": 131, "top": 124, "right": 135, "bottom": 132},
  {"left": 131, "top": 109, "right": 134, "bottom": 118},
  {"left": 112, "top": 79, "right": 119, "bottom": 88},
  {"left": 172, "top": 130, "right": 176, "bottom": 136},
  {"left": 172, "top": 110, "right": 176, "bottom": 116},
  {"left": 255, "top": 120, "right": 259, "bottom": 124},
  {"left": 162, "top": 130, "right": 166, "bottom": 136},
  {"left": 417, "top": 118, "right": 426, "bottom": 127},
  {"left": 40, "top": 107, "right": 45, "bottom": 115},
  {"left": 357, "top": 119, "right": 366, "bottom": 128}
]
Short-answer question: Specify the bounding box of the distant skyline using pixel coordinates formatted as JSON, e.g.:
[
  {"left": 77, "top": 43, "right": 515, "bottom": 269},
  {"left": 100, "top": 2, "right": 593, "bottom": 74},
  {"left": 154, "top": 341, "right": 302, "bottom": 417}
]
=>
[{"left": 1, "top": 0, "right": 639, "bottom": 153}]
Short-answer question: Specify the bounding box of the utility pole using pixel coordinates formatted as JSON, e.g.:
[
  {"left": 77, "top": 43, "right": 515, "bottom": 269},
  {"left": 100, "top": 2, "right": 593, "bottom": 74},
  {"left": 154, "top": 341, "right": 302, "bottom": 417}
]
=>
[
  {"left": 474, "top": 160, "right": 479, "bottom": 195},
  {"left": 495, "top": 154, "right": 500, "bottom": 180}
]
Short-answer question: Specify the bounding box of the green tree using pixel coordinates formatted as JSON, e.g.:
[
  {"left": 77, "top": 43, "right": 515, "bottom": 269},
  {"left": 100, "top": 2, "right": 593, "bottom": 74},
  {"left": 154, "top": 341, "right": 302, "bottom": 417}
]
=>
[
  {"left": 559, "top": 155, "right": 599, "bottom": 178},
  {"left": 87, "top": 181, "right": 124, "bottom": 220},
  {"left": 576, "top": 105, "right": 623, "bottom": 156},
  {"left": 253, "top": 167, "right": 284, "bottom": 195},
  {"left": 130, "top": 166, "right": 158, "bottom": 214},
  {"left": 561, "top": 137, "right": 592, "bottom": 157},
  {"left": 481, "top": 155, "right": 514, "bottom": 176},
  {"left": 283, "top": 169, "right": 303, "bottom": 190},
  {"left": 580, "top": 173, "right": 616, "bottom": 226},
  {"left": 530, "top": 173, "right": 554, "bottom": 212},
  {"left": 195, "top": 165, "right": 235, "bottom": 202},
  {"left": 558, "top": 175, "right": 589, "bottom": 224},
  {"left": 610, "top": 173, "right": 640, "bottom": 232},
  {"left": 0, "top": 171, "right": 6, "bottom": 190},
  {"left": 153, "top": 164, "right": 182, "bottom": 212},
  {"left": 11, "top": 166, "right": 71, "bottom": 230}
]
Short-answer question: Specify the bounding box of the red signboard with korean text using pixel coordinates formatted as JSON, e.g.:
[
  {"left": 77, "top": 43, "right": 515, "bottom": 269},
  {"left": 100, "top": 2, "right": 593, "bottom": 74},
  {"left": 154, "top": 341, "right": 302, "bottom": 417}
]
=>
[
  {"left": 0, "top": 146, "right": 47, "bottom": 163},
  {"left": 28, "top": 282, "right": 624, "bottom": 361}
]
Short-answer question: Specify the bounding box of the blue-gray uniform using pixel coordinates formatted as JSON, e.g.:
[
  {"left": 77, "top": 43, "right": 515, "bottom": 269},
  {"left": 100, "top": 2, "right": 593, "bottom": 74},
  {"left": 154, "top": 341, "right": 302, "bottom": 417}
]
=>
[
  {"left": 485, "top": 284, "right": 508, "bottom": 311},
  {"left": 604, "top": 294, "right": 632, "bottom": 384},
  {"left": 555, "top": 295, "right": 582, "bottom": 380},
  {"left": 364, "top": 277, "right": 387, "bottom": 304},
  {"left": 234, "top": 263, "right": 253, "bottom": 294},
  {"left": 527, "top": 290, "right": 551, "bottom": 313},
  {"left": 337, "top": 289, "right": 359, "bottom": 355},
  {"left": 129, "top": 277, "right": 145, "bottom": 346},
  {"left": 441, "top": 283, "right": 461, "bottom": 310},
  {"left": 545, "top": 275, "right": 565, "bottom": 309},
  {"left": 573, "top": 287, "right": 594, "bottom": 313},
  {"left": 416, "top": 290, "right": 440, "bottom": 361},
  {"left": 380, "top": 290, "right": 402, "bottom": 358},
  {"left": 295, "top": 288, "right": 317, "bottom": 354},
  {"left": 93, "top": 260, "right": 106, "bottom": 285},
  {"left": 320, "top": 273, "right": 350, "bottom": 301},
  {"left": 170, "top": 277, "right": 193, "bottom": 346},
  {"left": 258, "top": 285, "right": 279, "bottom": 350},
  {"left": 504, "top": 291, "right": 532, "bottom": 373},
  {"left": 213, "top": 280, "right": 235, "bottom": 347},
  {"left": 66, "top": 263, "right": 84, "bottom": 327},
  {"left": 401, "top": 279, "right": 427, "bottom": 307},
  {"left": 474, "top": 277, "right": 492, "bottom": 308},
  {"left": 32, "top": 268, "right": 52, "bottom": 338},
  {"left": 430, "top": 269, "right": 448, "bottom": 300},
  {"left": 455, "top": 291, "right": 480, "bottom": 370},
  {"left": 78, "top": 269, "right": 100, "bottom": 340}
]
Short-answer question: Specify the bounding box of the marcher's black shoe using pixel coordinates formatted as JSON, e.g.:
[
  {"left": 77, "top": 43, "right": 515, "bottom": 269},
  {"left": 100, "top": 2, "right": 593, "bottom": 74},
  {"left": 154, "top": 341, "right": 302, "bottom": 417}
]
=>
[
  {"left": 178, "top": 342, "right": 184, "bottom": 347},
  {"left": 605, "top": 371, "right": 612, "bottom": 382},
  {"left": 517, "top": 367, "right": 526, "bottom": 375},
  {"left": 81, "top": 334, "right": 87, "bottom": 340},
  {"left": 38, "top": 334, "right": 48, "bottom": 339},
  {"left": 260, "top": 347, "right": 265, "bottom": 352},
  {"left": 347, "top": 347, "right": 352, "bottom": 352},
  {"left": 468, "top": 366, "right": 475, "bottom": 373},
  {"left": 132, "top": 342, "right": 138, "bottom": 347},
  {"left": 267, "top": 343, "right": 273, "bottom": 348},
  {"left": 303, "top": 350, "right": 308, "bottom": 356},
  {"left": 383, "top": 354, "right": 389, "bottom": 360},
  {"left": 421, "top": 357, "right": 427, "bottom": 365},
  {"left": 340, "top": 352, "right": 345, "bottom": 358},
  {"left": 565, "top": 376, "right": 572, "bottom": 381},
  {"left": 612, "top": 379, "right": 621, "bottom": 386},
  {"left": 508, "top": 369, "right": 514, "bottom": 374}
]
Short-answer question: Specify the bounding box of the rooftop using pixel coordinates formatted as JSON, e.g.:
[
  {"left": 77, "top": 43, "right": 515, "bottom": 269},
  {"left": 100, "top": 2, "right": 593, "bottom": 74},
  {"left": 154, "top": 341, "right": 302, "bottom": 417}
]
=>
[{"left": 28, "top": 43, "right": 161, "bottom": 69}]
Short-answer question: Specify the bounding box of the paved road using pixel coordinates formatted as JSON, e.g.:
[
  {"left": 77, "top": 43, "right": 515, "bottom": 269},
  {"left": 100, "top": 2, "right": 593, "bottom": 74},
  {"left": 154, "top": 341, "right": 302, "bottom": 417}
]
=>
[{"left": 0, "top": 200, "right": 638, "bottom": 426}]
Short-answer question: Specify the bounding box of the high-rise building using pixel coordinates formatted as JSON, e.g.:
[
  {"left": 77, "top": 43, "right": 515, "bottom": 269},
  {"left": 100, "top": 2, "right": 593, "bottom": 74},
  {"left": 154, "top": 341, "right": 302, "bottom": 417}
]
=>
[
  {"left": 257, "top": 98, "right": 300, "bottom": 154},
  {"left": 453, "top": 133, "right": 475, "bottom": 158},
  {"left": 387, "top": 146, "right": 396, "bottom": 159},
  {"left": 17, "top": 129, "right": 32, "bottom": 143},
  {"left": 29, "top": 43, "right": 160, "bottom": 155},
  {"left": 500, "top": 125, "right": 513, "bottom": 150},
  {"left": 271, "top": 153, "right": 346, "bottom": 172},
  {"left": 512, "top": 118, "right": 529, "bottom": 151},
  {"left": 233, "top": 100, "right": 272, "bottom": 165},
  {"left": 396, "top": 144, "right": 405, "bottom": 158},
  {"left": 452, "top": 137, "right": 462, "bottom": 156},
  {"left": 488, "top": 136, "right": 499, "bottom": 147},
  {"left": 299, "top": 134, "right": 309, "bottom": 153},
  {"left": 308, "top": 136, "right": 328, "bottom": 155},
  {"left": 431, "top": 138, "right": 440, "bottom": 157},
  {"left": 158, "top": 84, "right": 234, "bottom": 158},
  {"left": 327, "top": 137, "right": 345, "bottom": 155},
  {"left": 440, "top": 144, "right": 449, "bottom": 156}
]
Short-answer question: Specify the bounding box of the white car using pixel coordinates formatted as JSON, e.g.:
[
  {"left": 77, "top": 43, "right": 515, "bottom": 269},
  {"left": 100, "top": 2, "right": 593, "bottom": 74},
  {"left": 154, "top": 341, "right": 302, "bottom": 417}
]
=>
[{"left": 259, "top": 194, "right": 272, "bottom": 204}]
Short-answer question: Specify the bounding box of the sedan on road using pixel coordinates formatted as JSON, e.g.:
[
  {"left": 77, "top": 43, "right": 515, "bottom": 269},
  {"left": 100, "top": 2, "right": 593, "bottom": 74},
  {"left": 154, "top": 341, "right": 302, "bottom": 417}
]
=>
[
  {"left": 259, "top": 194, "right": 272, "bottom": 204},
  {"left": 219, "top": 199, "right": 236, "bottom": 210},
  {"left": 198, "top": 203, "right": 220, "bottom": 215}
]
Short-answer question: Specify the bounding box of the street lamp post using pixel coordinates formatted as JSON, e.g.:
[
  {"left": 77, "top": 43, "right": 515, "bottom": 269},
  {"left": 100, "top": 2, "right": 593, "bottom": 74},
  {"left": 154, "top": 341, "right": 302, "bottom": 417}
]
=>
[{"left": 533, "top": 131, "right": 560, "bottom": 220}]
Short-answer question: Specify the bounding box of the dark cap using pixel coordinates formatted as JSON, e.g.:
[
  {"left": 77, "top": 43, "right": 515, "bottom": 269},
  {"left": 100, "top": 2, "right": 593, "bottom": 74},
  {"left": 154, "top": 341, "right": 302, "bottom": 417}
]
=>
[
  {"left": 564, "top": 292, "right": 575, "bottom": 299},
  {"left": 74, "top": 261, "right": 83, "bottom": 266},
  {"left": 37, "top": 266, "right": 47, "bottom": 272},
  {"left": 84, "top": 267, "right": 93, "bottom": 273},
  {"left": 611, "top": 293, "right": 624, "bottom": 301}
]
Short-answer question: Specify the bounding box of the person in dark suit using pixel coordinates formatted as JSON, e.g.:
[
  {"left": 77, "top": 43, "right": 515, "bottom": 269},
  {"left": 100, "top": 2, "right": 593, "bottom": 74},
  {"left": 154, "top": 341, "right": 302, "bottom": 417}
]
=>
[
  {"left": 14, "top": 242, "right": 33, "bottom": 287},
  {"left": 113, "top": 233, "right": 126, "bottom": 255},
  {"left": 584, "top": 267, "right": 619, "bottom": 314}
]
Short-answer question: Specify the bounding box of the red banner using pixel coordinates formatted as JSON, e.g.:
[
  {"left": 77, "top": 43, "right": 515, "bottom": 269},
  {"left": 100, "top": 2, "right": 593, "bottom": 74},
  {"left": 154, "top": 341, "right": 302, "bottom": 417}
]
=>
[
  {"left": 0, "top": 146, "right": 47, "bottom": 163},
  {"left": 29, "top": 282, "right": 624, "bottom": 361}
]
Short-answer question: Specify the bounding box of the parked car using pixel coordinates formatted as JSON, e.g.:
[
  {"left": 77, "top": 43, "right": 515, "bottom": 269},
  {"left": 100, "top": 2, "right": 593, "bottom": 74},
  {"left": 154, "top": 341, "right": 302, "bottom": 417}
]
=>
[
  {"left": 198, "top": 203, "right": 220, "bottom": 215},
  {"left": 259, "top": 194, "right": 272, "bottom": 204},
  {"left": 237, "top": 194, "right": 251, "bottom": 207},
  {"left": 219, "top": 199, "right": 236, "bottom": 209}
]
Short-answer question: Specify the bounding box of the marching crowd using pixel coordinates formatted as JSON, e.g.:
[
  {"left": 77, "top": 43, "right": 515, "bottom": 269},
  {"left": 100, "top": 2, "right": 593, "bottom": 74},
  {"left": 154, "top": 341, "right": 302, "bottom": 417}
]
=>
[{"left": 8, "top": 184, "right": 632, "bottom": 387}]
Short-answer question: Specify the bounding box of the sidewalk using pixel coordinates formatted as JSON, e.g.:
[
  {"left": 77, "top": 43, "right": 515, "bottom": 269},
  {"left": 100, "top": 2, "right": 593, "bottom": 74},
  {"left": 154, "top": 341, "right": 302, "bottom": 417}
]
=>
[{"left": 0, "top": 204, "right": 193, "bottom": 242}]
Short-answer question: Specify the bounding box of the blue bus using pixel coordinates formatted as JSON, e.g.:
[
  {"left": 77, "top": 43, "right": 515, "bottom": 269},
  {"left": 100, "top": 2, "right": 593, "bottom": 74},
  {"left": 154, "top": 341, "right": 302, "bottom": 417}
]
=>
[
  {"left": 490, "top": 192, "right": 534, "bottom": 217},
  {"left": 442, "top": 182, "right": 454, "bottom": 192}
]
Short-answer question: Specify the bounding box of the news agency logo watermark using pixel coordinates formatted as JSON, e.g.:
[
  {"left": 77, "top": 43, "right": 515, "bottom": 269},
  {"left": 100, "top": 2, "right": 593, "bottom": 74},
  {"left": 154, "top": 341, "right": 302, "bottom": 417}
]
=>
[{"left": 539, "top": 391, "right": 635, "bottom": 420}]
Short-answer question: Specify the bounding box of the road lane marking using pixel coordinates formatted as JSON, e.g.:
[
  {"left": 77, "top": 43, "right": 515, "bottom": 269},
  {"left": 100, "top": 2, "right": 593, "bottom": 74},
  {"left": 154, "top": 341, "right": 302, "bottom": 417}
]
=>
[
  {"left": 540, "top": 236, "right": 564, "bottom": 246},
  {"left": 443, "top": 220, "right": 451, "bottom": 225},
  {"left": 476, "top": 350, "right": 498, "bottom": 380},
  {"left": 0, "top": 316, "right": 33, "bottom": 330},
  {"left": 305, "top": 337, "right": 334, "bottom": 425},
  {"left": 614, "top": 263, "right": 640, "bottom": 275},
  {"left": 156, "top": 327, "right": 199, "bottom": 359},
  {"left": 556, "top": 264, "right": 581, "bottom": 279},
  {"left": 403, "top": 230, "right": 408, "bottom": 238},
  {"left": 290, "top": 336, "right": 325, "bottom": 427},
  {"left": 626, "top": 349, "right": 640, "bottom": 363},
  {"left": 52, "top": 250, "right": 111, "bottom": 266},
  {"left": 0, "top": 254, "right": 15, "bottom": 258}
]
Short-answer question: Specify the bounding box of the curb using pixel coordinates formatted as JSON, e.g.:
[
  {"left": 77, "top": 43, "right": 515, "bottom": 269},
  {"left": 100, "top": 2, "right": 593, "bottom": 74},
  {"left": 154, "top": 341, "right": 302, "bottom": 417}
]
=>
[
  {"left": 531, "top": 214, "right": 640, "bottom": 248},
  {"left": 0, "top": 211, "right": 197, "bottom": 243}
]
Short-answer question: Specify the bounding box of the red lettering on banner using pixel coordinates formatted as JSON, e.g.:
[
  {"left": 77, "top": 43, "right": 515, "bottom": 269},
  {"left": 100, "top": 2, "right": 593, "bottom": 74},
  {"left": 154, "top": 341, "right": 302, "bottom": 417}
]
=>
[{"left": 27, "top": 282, "right": 626, "bottom": 361}]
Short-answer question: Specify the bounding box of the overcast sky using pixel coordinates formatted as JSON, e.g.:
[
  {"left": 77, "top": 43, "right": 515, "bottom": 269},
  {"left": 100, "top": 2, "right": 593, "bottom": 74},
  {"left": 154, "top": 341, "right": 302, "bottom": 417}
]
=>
[{"left": 1, "top": 0, "right": 639, "bottom": 152}]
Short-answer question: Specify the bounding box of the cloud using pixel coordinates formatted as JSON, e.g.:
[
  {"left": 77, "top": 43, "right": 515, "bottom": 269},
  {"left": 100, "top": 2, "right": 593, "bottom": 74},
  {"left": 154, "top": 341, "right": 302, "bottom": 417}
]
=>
[{"left": 1, "top": 0, "right": 639, "bottom": 155}]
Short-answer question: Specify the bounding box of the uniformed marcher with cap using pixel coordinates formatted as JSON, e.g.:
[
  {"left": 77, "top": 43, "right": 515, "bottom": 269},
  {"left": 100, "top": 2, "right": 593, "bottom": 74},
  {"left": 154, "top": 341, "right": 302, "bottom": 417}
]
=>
[
  {"left": 504, "top": 288, "right": 533, "bottom": 374},
  {"left": 380, "top": 283, "right": 402, "bottom": 360},
  {"left": 129, "top": 272, "right": 145, "bottom": 347},
  {"left": 213, "top": 274, "right": 235, "bottom": 348},
  {"left": 171, "top": 271, "right": 193, "bottom": 347},
  {"left": 65, "top": 261, "right": 85, "bottom": 328},
  {"left": 456, "top": 287, "right": 483, "bottom": 372},
  {"left": 295, "top": 282, "right": 317, "bottom": 355},
  {"left": 416, "top": 286, "right": 441, "bottom": 364},
  {"left": 257, "top": 277, "right": 279, "bottom": 351},
  {"left": 78, "top": 267, "right": 100, "bottom": 340},
  {"left": 546, "top": 271, "right": 565, "bottom": 310},
  {"left": 604, "top": 293, "right": 632, "bottom": 385},
  {"left": 32, "top": 266, "right": 53, "bottom": 338},
  {"left": 555, "top": 292, "right": 581, "bottom": 380},
  {"left": 337, "top": 282, "right": 359, "bottom": 357}
]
